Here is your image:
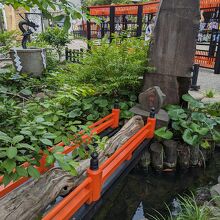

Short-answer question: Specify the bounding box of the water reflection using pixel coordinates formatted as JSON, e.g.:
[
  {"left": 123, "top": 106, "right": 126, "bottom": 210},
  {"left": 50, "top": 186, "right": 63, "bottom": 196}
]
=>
[{"left": 94, "top": 151, "right": 220, "bottom": 220}]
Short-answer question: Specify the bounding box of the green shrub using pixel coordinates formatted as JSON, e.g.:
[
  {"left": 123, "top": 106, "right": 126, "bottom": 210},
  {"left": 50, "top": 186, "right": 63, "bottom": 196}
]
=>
[
  {"left": 0, "top": 31, "right": 18, "bottom": 56},
  {"left": 155, "top": 94, "right": 220, "bottom": 149},
  {"left": 37, "top": 26, "right": 70, "bottom": 61},
  {"left": 73, "top": 36, "right": 150, "bottom": 96}
]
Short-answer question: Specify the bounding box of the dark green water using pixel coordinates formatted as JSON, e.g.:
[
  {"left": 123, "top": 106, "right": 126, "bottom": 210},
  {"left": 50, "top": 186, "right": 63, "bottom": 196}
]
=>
[{"left": 94, "top": 151, "right": 220, "bottom": 220}]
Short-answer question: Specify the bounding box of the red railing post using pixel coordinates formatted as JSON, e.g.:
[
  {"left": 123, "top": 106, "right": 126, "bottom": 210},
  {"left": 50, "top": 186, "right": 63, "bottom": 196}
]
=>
[
  {"left": 111, "top": 101, "right": 120, "bottom": 129},
  {"left": 87, "top": 152, "right": 103, "bottom": 204},
  {"left": 146, "top": 108, "right": 156, "bottom": 138}
]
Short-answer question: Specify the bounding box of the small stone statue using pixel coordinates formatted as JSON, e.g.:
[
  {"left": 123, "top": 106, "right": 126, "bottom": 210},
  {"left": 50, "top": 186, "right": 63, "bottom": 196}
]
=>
[
  {"left": 138, "top": 86, "right": 166, "bottom": 113},
  {"left": 18, "top": 14, "right": 39, "bottom": 49},
  {"left": 130, "top": 86, "right": 168, "bottom": 128}
]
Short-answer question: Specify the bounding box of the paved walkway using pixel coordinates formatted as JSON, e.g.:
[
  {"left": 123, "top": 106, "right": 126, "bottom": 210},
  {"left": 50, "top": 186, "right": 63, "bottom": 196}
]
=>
[
  {"left": 189, "top": 68, "right": 220, "bottom": 103},
  {"left": 198, "top": 68, "right": 220, "bottom": 92}
]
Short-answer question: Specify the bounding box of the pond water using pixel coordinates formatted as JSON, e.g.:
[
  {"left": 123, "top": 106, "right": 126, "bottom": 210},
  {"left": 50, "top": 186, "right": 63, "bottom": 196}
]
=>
[{"left": 94, "top": 150, "right": 220, "bottom": 220}]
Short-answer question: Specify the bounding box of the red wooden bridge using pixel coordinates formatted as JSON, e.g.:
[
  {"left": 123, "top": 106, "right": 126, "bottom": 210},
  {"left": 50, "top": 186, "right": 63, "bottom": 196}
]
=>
[{"left": 89, "top": 0, "right": 220, "bottom": 16}]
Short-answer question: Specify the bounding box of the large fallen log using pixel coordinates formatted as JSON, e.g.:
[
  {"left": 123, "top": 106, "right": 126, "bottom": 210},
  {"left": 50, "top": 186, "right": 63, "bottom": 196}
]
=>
[{"left": 0, "top": 115, "right": 144, "bottom": 220}]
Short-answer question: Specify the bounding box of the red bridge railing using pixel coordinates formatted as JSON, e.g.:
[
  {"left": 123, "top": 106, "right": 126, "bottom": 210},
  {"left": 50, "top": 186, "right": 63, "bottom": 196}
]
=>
[
  {"left": 89, "top": 0, "right": 220, "bottom": 16},
  {"left": 42, "top": 115, "right": 156, "bottom": 220}
]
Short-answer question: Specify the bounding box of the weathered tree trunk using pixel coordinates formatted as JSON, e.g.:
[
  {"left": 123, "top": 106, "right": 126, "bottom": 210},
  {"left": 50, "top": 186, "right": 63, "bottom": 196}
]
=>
[
  {"left": 150, "top": 142, "right": 163, "bottom": 171},
  {"left": 0, "top": 116, "right": 144, "bottom": 220},
  {"left": 99, "top": 115, "right": 144, "bottom": 161}
]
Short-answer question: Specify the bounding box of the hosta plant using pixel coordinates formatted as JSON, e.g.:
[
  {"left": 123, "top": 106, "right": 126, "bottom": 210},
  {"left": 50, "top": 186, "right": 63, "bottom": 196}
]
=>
[{"left": 155, "top": 94, "right": 220, "bottom": 149}]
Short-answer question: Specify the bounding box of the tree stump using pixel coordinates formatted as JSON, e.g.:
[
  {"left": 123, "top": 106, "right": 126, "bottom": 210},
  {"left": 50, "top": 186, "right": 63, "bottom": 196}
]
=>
[
  {"left": 150, "top": 142, "right": 163, "bottom": 171},
  {"left": 163, "top": 140, "right": 177, "bottom": 169},
  {"left": 190, "top": 145, "right": 200, "bottom": 166},
  {"left": 177, "top": 143, "right": 190, "bottom": 169},
  {"left": 0, "top": 116, "right": 145, "bottom": 220}
]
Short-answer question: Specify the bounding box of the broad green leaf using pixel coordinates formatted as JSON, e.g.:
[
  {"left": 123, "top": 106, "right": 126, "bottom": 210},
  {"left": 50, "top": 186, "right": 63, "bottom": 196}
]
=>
[
  {"left": 155, "top": 127, "right": 173, "bottom": 140},
  {"left": 87, "top": 114, "right": 95, "bottom": 121},
  {"left": 68, "top": 109, "right": 82, "bottom": 118},
  {"left": 16, "top": 166, "right": 28, "bottom": 177},
  {"left": 172, "top": 122, "right": 181, "bottom": 131},
  {"left": 12, "top": 135, "right": 24, "bottom": 144},
  {"left": 0, "top": 131, "right": 11, "bottom": 143},
  {"left": 213, "top": 130, "right": 220, "bottom": 142},
  {"left": 54, "top": 153, "right": 65, "bottom": 162},
  {"left": 190, "top": 123, "right": 209, "bottom": 136},
  {"left": 42, "top": 122, "right": 54, "bottom": 126},
  {"left": 69, "top": 168, "right": 78, "bottom": 176},
  {"left": 59, "top": 161, "right": 72, "bottom": 171},
  {"left": 54, "top": 136, "right": 63, "bottom": 144},
  {"left": 191, "top": 112, "right": 206, "bottom": 122},
  {"left": 53, "top": 15, "right": 64, "bottom": 21},
  {"left": 182, "top": 129, "right": 199, "bottom": 146},
  {"left": 78, "top": 147, "right": 86, "bottom": 158},
  {"left": 201, "top": 140, "right": 210, "bottom": 149},
  {"left": 119, "top": 102, "right": 129, "bottom": 110},
  {"left": 27, "top": 166, "right": 40, "bottom": 179},
  {"left": 20, "top": 130, "right": 32, "bottom": 136},
  {"left": 40, "top": 138, "right": 53, "bottom": 146},
  {"left": 35, "top": 117, "right": 44, "bottom": 123},
  {"left": 129, "top": 94, "right": 137, "bottom": 101},
  {"left": 98, "top": 99, "right": 108, "bottom": 108},
  {"left": 182, "top": 94, "right": 204, "bottom": 109},
  {"left": 165, "top": 104, "right": 181, "bottom": 111},
  {"left": 43, "top": 133, "right": 57, "bottom": 139},
  {"left": 15, "top": 156, "right": 27, "bottom": 162},
  {"left": 20, "top": 89, "right": 32, "bottom": 96},
  {"left": 168, "top": 109, "right": 187, "bottom": 121},
  {"left": 16, "top": 143, "right": 35, "bottom": 151},
  {"left": 63, "top": 16, "right": 71, "bottom": 31},
  {"left": 52, "top": 146, "right": 64, "bottom": 153},
  {"left": 215, "top": 117, "right": 220, "bottom": 124},
  {"left": 203, "top": 117, "right": 217, "bottom": 129},
  {"left": 46, "top": 155, "right": 55, "bottom": 166},
  {"left": 3, "top": 159, "right": 16, "bottom": 173},
  {"left": 7, "top": 147, "right": 17, "bottom": 159},
  {"left": 62, "top": 136, "right": 70, "bottom": 146},
  {"left": 69, "top": 126, "right": 78, "bottom": 132},
  {"left": 0, "top": 151, "right": 6, "bottom": 158},
  {"left": 121, "top": 110, "right": 133, "bottom": 119},
  {"left": 83, "top": 103, "right": 93, "bottom": 110},
  {"left": 2, "top": 173, "right": 11, "bottom": 186},
  {"left": 182, "top": 94, "right": 196, "bottom": 103}
]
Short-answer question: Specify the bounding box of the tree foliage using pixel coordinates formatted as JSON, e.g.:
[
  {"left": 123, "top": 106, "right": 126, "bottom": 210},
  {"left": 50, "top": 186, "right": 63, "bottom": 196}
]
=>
[{"left": 2, "top": 0, "right": 83, "bottom": 31}]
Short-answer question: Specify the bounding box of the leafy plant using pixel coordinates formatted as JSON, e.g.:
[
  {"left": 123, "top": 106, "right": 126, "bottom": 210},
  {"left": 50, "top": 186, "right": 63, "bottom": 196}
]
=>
[
  {"left": 155, "top": 94, "right": 220, "bottom": 149},
  {"left": 204, "top": 89, "right": 215, "bottom": 98},
  {"left": 0, "top": 31, "right": 18, "bottom": 56},
  {"left": 73, "top": 36, "right": 150, "bottom": 96},
  {"left": 37, "top": 26, "right": 70, "bottom": 61},
  {"left": 2, "top": 0, "right": 83, "bottom": 31}
]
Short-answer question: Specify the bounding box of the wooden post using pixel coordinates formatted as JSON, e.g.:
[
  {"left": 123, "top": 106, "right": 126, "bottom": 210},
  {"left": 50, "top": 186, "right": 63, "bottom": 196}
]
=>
[
  {"left": 214, "top": 41, "right": 220, "bottom": 74},
  {"left": 110, "top": 6, "right": 115, "bottom": 43},
  {"left": 208, "top": 29, "right": 218, "bottom": 57},
  {"left": 136, "top": 5, "right": 143, "bottom": 37}
]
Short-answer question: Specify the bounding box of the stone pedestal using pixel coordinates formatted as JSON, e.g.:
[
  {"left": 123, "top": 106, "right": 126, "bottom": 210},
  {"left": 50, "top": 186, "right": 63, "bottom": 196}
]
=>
[
  {"left": 10, "top": 48, "right": 46, "bottom": 77},
  {"left": 130, "top": 105, "right": 169, "bottom": 128}
]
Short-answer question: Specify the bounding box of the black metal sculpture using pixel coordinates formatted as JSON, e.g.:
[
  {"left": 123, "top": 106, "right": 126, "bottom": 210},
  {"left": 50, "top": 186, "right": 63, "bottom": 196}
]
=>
[{"left": 18, "top": 14, "right": 39, "bottom": 49}]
